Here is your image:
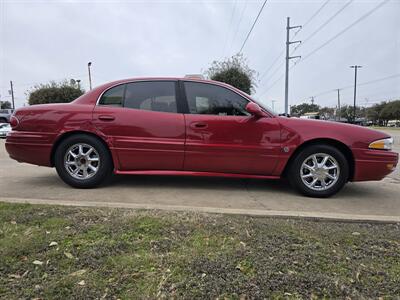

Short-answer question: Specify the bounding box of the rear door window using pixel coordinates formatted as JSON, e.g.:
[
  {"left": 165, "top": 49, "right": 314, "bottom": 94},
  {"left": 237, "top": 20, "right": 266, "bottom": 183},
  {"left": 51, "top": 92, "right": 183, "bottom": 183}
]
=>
[
  {"left": 124, "top": 81, "right": 177, "bottom": 113},
  {"left": 99, "top": 84, "right": 125, "bottom": 106}
]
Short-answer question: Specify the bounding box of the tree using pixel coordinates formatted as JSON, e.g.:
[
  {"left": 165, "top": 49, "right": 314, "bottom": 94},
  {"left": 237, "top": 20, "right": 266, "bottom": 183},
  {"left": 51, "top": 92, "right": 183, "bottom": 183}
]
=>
[
  {"left": 27, "top": 80, "right": 84, "bottom": 106},
  {"left": 380, "top": 100, "right": 400, "bottom": 125},
  {"left": 206, "top": 54, "right": 256, "bottom": 94},
  {"left": 390, "top": 100, "right": 400, "bottom": 120},
  {"left": 339, "top": 105, "right": 365, "bottom": 122},
  {"left": 0, "top": 100, "right": 12, "bottom": 109},
  {"left": 339, "top": 105, "right": 352, "bottom": 122},
  {"left": 319, "top": 106, "right": 335, "bottom": 120},
  {"left": 366, "top": 102, "right": 386, "bottom": 125},
  {"left": 290, "top": 103, "right": 320, "bottom": 117}
]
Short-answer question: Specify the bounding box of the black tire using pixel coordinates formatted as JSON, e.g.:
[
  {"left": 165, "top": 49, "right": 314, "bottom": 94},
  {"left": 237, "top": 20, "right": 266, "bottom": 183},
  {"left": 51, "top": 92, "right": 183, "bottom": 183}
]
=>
[
  {"left": 54, "top": 134, "right": 112, "bottom": 188},
  {"left": 0, "top": 118, "right": 7, "bottom": 123},
  {"left": 287, "top": 144, "right": 349, "bottom": 198}
]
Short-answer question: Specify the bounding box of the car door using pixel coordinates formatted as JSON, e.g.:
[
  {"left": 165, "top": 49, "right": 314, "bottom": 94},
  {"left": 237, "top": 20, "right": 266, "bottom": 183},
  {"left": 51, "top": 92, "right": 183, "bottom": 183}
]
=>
[
  {"left": 92, "top": 80, "right": 185, "bottom": 171},
  {"left": 182, "top": 81, "right": 281, "bottom": 175}
]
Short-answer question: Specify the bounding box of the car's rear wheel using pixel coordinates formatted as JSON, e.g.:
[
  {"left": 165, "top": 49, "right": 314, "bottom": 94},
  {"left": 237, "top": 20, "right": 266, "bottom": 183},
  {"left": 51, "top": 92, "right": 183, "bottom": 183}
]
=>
[
  {"left": 287, "top": 144, "right": 349, "bottom": 198},
  {"left": 54, "top": 134, "right": 112, "bottom": 188}
]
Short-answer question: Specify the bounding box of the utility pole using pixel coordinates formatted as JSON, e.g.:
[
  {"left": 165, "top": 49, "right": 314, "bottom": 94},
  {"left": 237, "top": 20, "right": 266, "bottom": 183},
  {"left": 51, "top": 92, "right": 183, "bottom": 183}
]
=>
[
  {"left": 310, "top": 96, "right": 315, "bottom": 105},
  {"left": 9, "top": 81, "right": 15, "bottom": 110},
  {"left": 337, "top": 89, "right": 341, "bottom": 121},
  {"left": 350, "top": 65, "right": 362, "bottom": 123},
  {"left": 88, "top": 62, "right": 93, "bottom": 90},
  {"left": 284, "top": 17, "right": 301, "bottom": 115},
  {"left": 76, "top": 79, "right": 81, "bottom": 90},
  {"left": 271, "top": 100, "right": 276, "bottom": 112}
]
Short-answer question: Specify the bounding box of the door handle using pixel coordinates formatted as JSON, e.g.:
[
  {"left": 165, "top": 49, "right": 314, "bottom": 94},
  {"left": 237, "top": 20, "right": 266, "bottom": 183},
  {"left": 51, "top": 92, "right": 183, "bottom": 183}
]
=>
[
  {"left": 98, "top": 115, "right": 115, "bottom": 121},
  {"left": 190, "top": 122, "right": 208, "bottom": 129}
]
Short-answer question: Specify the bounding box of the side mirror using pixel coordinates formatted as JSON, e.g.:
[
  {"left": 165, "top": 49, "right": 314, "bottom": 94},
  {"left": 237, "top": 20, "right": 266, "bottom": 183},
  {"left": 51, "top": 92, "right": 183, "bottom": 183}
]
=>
[{"left": 245, "top": 102, "right": 265, "bottom": 117}]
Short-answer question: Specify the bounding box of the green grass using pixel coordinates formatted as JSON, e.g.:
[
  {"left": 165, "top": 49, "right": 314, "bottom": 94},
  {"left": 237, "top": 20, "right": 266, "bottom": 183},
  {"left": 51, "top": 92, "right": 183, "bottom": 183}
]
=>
[
  {"left": 1, "top": 202, "right": 399, "bottom": 299},
  {"left": 372, "top": 126, "right": 400, "bottom": 131}
]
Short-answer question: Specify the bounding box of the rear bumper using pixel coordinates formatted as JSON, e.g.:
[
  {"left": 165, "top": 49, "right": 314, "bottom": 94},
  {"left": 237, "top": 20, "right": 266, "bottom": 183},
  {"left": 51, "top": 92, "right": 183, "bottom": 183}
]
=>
[
  {"left": 352, "top": 148, "right": 398, "bottom": 181},
  {"left": 5, "top": 131, "right": 54, "bottom": 167}
]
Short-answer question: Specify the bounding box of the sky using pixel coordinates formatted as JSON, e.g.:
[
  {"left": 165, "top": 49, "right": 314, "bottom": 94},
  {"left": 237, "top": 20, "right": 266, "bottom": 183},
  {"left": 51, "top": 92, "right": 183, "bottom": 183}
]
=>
[{"left": 0, "top": 0, "right": 399, "bottom": 113}]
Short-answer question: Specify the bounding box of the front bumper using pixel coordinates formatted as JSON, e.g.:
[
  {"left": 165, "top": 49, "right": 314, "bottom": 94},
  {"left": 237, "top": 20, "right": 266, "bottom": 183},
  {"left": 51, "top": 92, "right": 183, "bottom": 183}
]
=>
[
  {"left": 352, "top": 148, "right": 398, "bottom": 181},
  {"left": 5, "top": 131, "right": 54, "bottom": 167}
]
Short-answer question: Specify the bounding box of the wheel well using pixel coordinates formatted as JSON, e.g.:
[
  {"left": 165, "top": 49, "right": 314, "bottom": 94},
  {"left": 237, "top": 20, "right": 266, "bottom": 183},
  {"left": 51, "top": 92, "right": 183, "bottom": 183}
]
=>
[
  {"left": 50, "top": 131, "right": 113, "bottom": 167},
  {"left": 282, "top": 138, "right": 355, "bottom": 181}
]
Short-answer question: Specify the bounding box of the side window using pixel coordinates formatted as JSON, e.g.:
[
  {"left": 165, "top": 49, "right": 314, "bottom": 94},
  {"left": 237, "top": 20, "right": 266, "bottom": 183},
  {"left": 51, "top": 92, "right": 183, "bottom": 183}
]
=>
[
  {"left": 124, "top": 81, "right": 177, "bottom": 113},
  {"left": 183, "top": 82, "right": 250, "bottom": 116},
  {"left": 99, "top": 84, "right": 125, "bottom": 106}
]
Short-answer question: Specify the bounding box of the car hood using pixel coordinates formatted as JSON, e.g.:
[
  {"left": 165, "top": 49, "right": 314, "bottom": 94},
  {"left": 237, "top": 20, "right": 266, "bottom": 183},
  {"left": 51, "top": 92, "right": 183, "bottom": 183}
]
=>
[{"left": 277, "top": 116, "right": 390, "bottom": 149}]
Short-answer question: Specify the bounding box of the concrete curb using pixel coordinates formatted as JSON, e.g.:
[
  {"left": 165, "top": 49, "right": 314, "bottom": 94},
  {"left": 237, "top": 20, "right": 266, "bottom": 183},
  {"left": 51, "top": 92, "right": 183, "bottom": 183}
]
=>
[{"left": 1, "top": 196, "right": 400, "bottom": 224}]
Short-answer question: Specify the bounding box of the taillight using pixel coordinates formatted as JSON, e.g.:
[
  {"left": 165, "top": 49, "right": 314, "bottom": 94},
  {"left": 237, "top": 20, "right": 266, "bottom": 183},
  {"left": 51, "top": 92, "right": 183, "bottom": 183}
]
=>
[{"left": 10, "top": 115, "right": 19, "bottom": 129}]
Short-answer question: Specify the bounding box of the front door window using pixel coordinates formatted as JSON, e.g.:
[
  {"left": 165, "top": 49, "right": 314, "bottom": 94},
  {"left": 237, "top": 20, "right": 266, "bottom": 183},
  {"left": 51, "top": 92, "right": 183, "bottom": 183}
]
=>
[{"left": 183, "top": 81, "right": 249, "bottom": 116}]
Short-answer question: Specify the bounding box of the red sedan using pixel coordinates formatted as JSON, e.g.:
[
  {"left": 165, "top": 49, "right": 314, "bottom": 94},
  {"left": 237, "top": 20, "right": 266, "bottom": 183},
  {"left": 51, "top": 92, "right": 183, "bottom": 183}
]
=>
[{"left": 5, "top": 78, "right": 398, "bottom": 197}]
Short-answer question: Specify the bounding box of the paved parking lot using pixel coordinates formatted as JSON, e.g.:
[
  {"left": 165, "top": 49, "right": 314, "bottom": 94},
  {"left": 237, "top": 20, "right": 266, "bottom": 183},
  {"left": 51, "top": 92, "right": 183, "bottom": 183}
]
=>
[{"left": 1, "top": 129, "right": 399, "bottom": 222}]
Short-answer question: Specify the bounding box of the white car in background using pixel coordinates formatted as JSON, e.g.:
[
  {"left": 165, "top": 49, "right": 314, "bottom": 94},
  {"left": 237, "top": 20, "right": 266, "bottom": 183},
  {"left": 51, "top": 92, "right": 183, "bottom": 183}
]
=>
[{"left": 0, "top": 123, "right": 11, "bottom": 138}]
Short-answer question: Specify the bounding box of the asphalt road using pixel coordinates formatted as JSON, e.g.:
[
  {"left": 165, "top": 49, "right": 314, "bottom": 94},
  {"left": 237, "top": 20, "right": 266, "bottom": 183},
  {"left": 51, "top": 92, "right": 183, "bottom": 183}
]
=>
[{"left": 1, "top": 129, "right": 399, "bottom": 222}]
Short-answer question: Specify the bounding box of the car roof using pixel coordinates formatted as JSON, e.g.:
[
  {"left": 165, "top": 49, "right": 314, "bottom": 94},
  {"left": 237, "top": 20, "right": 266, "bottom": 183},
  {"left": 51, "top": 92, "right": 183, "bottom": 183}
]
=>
[{"left": 103, "top": 77, "right": 237, "bottom": 89}]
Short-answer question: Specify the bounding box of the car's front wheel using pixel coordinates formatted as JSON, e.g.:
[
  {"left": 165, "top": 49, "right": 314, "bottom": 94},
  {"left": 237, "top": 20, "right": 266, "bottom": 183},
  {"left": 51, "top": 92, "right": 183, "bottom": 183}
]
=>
[
  {"left": 54, "top": 134, "right": 112, "bottom": 188},
  {"left": 287, "top": 144, "right": 349, "bottom": 198}
]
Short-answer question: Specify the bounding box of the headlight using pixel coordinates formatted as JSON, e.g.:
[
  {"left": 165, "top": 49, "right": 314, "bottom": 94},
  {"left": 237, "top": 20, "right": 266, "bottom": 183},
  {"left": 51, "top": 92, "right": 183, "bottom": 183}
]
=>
[{"left": 369, "top": 137, "right": 393, "bottom": 150}]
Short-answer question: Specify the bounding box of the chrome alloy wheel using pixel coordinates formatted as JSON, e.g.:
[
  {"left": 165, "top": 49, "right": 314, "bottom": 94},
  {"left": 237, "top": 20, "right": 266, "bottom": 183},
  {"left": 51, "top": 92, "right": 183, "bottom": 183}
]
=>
[
  {"left": 64, "top": 143, "right": 100, "bottom": 180},
  {"left": 300, "top": 153, "right": 340, "bottom": 191}
]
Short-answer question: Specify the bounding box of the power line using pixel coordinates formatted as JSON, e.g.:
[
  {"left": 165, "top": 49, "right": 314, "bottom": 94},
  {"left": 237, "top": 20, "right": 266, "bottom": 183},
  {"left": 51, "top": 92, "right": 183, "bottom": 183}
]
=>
[
  {"left": 261, "top": 60, "right": 284, "bottom": 84},
  {"left": 358, "top": 97, "right": 399, "bottom": 105},
  {"left": 295, "top": 0, "right": 390, "bottom": 65},
  {"left": 221, "top": 0, "right": 238, "bottom": 59},
  {"left": 228, "top": 0, "right": 248, "bottom": 56},
  {"left": 238, "top": 0, "right": 268, "bottom": 53},
  {"left": 258, "top": 73, "right": 285, "bottom": 98},
  {"left": 258, "top": 52, "right": 300, "bottom": 97},
  {"left": 304, "top": 74, "right": 400, "bottom": 100},
  {"left": 261, "top": 73, "right": 399, "bottom": 105},
  {"left": 259, "top": 0, "right": 329, "bottom": 81},
  {"left": 259, "top": 50, "right": 284, "bottom": 80},
  {"left": 290, "top": 0, "right": 330, "bottom": 43},
  {"left": 257, "top": 0, "right": 390, "bottom": 101},
  {"left": 260, "top": 35, "right": 300, "bottom": 83},
  {"left": 262, "top": 73, "right": 399, "bottom": 107},
  {"left": 259, "top": 56, "right": 300, "bottom": 97},
  {"left": 294, "top": 0, "right": 353, "bottom": 52},
  {"left": 348, "top": 73, "right": 400, "bottom": 89},
  {"left": 302, "top": 0, "right": 331, "bottom": 28},
  {"left": 261, "top": 32, "right": 303, "bottom": 83}
]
